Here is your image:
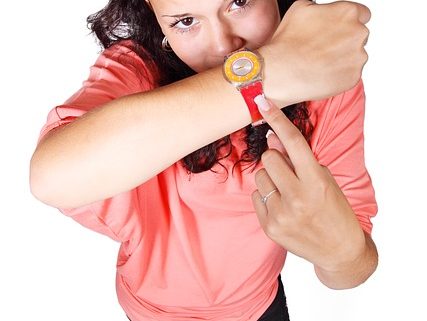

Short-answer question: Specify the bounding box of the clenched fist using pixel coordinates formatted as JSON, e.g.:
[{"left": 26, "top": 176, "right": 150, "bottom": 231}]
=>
[{"left": 260, "top": 0, "right": 371, "bottom": 105}]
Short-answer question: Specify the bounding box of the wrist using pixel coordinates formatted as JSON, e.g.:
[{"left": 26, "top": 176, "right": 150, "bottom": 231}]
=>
[
  {"left": 258, "top": 45, "right": 295, "bottom": 107},
  {"left": 223, "top": 48, "right": 266, "bottom": 126}
]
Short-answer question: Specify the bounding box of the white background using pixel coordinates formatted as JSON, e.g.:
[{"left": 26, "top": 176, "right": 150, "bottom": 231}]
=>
[{"left": 1, "top": 0, "right": 426, "bottom": 320}]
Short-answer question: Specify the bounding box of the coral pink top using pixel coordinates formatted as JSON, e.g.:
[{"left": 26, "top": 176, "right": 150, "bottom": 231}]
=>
[{"left": 37, "top": 41, "right": 377, "bottom": 321}]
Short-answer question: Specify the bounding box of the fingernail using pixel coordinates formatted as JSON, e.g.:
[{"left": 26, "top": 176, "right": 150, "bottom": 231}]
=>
[
  {"left": 254, "top": 94, "right": 271, "bottom": 112},
  {"left": 266, "top": 129, "right": 275, "bottom": 139}
]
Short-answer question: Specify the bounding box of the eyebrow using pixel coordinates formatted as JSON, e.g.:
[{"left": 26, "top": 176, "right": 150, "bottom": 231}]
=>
[
  {"left": 161, "top": 13, "right": 192, "bottom": 18},
  {"left": 161, "top": 0, "right": 229, "bottom": 18}
]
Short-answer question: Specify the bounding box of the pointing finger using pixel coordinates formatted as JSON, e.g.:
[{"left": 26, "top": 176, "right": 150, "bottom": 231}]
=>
[
  {"left": 255, "top": 95, "right": 319, "bottom": 180},
  {"left": 266, "top": 129, "right": 294, "bottom": 171}
]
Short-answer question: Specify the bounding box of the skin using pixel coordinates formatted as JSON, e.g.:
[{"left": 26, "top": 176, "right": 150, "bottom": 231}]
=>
[
  {"left": 148, "top": 0, "right": 377, "bottom": 288},
  {"left": 30, "top": 0, "right": 377, "bottom": 288},
  {"left": 149, "top": 0, "right": 281, "bottom": 72},
  {"left": 253, "top": 96, "right": 378, "bottom": 289}
]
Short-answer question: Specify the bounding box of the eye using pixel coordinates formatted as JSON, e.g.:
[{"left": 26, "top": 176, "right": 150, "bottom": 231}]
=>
[
  {"left": 171, "top": 17, "right": 198, "bottom": 31},
  {"left": 230, "top": 0, "right": 248, "bottom": 10}
]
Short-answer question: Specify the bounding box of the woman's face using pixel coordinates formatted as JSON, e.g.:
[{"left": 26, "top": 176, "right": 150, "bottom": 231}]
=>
[{"left": 149, "top": 0, "right": 281, "bottom": 72}]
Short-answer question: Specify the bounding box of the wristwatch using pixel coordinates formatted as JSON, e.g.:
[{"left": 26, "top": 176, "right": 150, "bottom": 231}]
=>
[{"left": 223, "top": 48, "right": 265, "bottom": 126}]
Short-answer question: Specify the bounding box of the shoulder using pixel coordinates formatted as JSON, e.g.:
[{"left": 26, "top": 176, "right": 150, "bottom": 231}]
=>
[
  {"left": 101, "top": 40, "right": 147, "bottom": 62},
  {"left": 93, "top": 40, "right": 160, "bottom": 89}
]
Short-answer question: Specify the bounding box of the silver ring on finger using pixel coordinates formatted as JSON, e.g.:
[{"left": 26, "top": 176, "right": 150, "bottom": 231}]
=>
[{"left": 261, "top": 188, "right": 279, "bottom": 205}]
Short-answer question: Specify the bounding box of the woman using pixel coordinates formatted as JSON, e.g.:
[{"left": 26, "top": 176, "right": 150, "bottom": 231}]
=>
[{"left": 30, "top": 0, "right": 378, "bottom": 320}]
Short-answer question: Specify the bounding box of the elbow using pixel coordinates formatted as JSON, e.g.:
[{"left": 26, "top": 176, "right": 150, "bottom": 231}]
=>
[
  {"left": 30, "top": 150, "right": 104, "bottom": 209},
  {"left": 29, "top": 127, "right": 90, "bottom": 209},
  {"left": 29, "top": 150, "right": 70, "bottom": 209},
  {"left": 29, "top": 152, "right": 56, "bottom": 207}
]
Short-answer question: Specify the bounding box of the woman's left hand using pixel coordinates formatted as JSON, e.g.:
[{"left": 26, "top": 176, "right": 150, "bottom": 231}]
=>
[{"left": 252, "top": 95, "right": 366, "bottom": 272}]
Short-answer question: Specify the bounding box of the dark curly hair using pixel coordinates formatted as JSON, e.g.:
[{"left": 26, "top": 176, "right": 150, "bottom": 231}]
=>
[{"left": 88, "top": 0, "right": 313, "bottom": 176}]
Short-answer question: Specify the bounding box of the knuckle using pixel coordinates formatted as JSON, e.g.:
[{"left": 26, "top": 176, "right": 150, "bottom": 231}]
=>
[
  {"left": 360, "top": 26, "right": 370, "bottom": 42},
  {"left": 348, "top": 69, "right": 362, "bottom": 89},
  {"left": 251, "top": 190, "right": 259, "bottom": 202},
  {"left": 341, "top": 2, "right": 359, "bottom": 18},
  {"left": 289, "top": 197, "right": 308, "bottom": 214},
  {"left": 350, "top": 37, "right": 369, "bottom": 71},
  {"left": 269, "top": 108, "right": 285, "bottom": 124},
  {"left": 274, "top": 208, "right": 288, "bottom": 226},
  {"left": 255, "top": 168, "right": 268, "bottom": 184},
  {"left": 315, "top": 166, "right": 333, "bottom": 193},
  {"left": 362, "top": 25, "right": 370, "bottom": 38},
  {"left": 288, "top": 132, "right": 306, "bottom": 149},
  {"left": 317, "top": 176, "right": 330, "bottom": 192},
  {"left": 333, "top": 1, "right": 356, "bottom": 18},
  {"left": 366, "top": 7, "right": 372, "bottom": 21},
  {"left": 361, "top": 50, "right": 369, "bottom": 64},
  {"left": 265, "top": 222, "right": 280, "bottom": 238}
]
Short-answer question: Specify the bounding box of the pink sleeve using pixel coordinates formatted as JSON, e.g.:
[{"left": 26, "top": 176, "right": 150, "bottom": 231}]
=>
[
  {"left": 60, "top": 190, "right": 145, "bottom": 246},
  {"left": 38, "top": 40, "right": 157, "bottom": 140},
  {"left": 37, "top": 41, "right": 157, "bottom": 242},
  {"left": 309, "top": 80, "right": 378, "bottom": 234}
]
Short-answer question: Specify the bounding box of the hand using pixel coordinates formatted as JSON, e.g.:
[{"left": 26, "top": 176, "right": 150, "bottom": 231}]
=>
[
  {"left": 260, "top": 0, "right": 371, "bottom": 105},
  {"left": 251, "top": 96, "right": 366, "bottom": 272}
]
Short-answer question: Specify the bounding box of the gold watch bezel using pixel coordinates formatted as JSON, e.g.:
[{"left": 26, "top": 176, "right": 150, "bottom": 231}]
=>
[{"left": 223, "top": 49, "right": 262, "bottom": 86}]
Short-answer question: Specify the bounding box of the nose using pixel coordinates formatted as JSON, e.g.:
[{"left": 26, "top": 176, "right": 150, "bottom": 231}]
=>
[{"left": 209, "top": 20, "right": 245, "bottom": 57}]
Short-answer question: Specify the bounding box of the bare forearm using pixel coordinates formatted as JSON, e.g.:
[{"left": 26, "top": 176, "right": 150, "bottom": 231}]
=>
[
  {"left": 30, "top": 66, "right": 257, "bottom": 208},
  {"left": 314, "top": 232, "right": 378, "bottom": 290},
  {"left": 30, "top": 0, "right": 371, "bottom": 209}
]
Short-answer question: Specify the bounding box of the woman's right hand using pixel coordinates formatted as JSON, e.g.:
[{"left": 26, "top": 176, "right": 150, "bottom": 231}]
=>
[{"left": 261, "top": 0, "right": 371, "bottom": 105}]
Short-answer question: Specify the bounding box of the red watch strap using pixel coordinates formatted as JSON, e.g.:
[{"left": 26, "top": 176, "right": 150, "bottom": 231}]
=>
[{"left": 240, "top": 81, "right": 264, "bottom": 125}]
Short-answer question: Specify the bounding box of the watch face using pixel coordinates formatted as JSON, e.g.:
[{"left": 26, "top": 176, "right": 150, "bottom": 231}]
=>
[{"left": 224, "top": 50, "right": 261, "bottom": 85}]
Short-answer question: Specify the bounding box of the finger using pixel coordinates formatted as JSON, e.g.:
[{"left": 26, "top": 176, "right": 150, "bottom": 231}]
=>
[
  {"left": 254, "top": 169, "right": 282, "bottom": 211},
  {"left": 292, "top": 0, "right": 317, "bottom": 9},
  {"left": 266, "top": 129, "right": 294, "bottom": 171},
  {"left": 261, "top": 147, "right": 299, "bottom": 194},
  {"left": 334, "top": 1, "right": 371, "bottom": 24},
  {"left": 266, "top": 129, "right": 286, "bottom": 155},
  {"left": 356, "top": 2, "right": 371, "bottom": 24},
  {"left": 363, "top": 34, "right": 369, "bottom": 47},
  {"left": 255, "top": 95, "right": 319, "bottom": 180},
  {"left": 360, "top": 25, "right": 370, "bottom": 48},
  {"left": 252, "top": 190, "right": 269, "bottom": 229},
  {"left": 261, "top": 148, "right": 301, "bottom": 199}
]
